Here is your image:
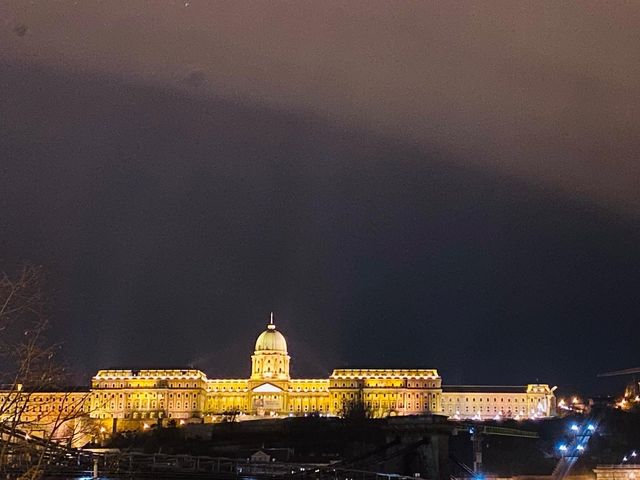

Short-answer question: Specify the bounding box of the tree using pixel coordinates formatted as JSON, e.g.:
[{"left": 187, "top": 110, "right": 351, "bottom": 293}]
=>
[
  {"left": 0, "top": 264, "right": 93, "bottom": 479},
  {"left": 339, "top": 388, "right": 373, "bottom": 421}
]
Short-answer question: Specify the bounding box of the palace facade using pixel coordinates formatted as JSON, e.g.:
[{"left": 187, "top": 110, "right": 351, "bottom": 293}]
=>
[
  {"left": 86, "top": 318, "right": 556, "bottom": 430},
  {"left": 0, "top": 318, "right": 556, "bottom": 439}
]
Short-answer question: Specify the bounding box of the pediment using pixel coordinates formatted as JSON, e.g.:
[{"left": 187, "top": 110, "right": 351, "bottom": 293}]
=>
[{"left": 252, "top": 383, "right": 283, "bottom": 393}]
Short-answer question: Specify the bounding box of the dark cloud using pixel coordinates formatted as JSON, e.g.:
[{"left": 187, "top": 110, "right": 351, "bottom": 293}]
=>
[
  {"left": 13, "top": 24, "right": 27, "bottom": 37},
  {"left": 0, "top": 3, "right": 639, "bottom": 395},
  {"left": 1, "top": 2, "right": 639, "bottom": 212},
  {"left": 182, "top": 69, "right": 208, "bottom": 89},
  {"left": 1, "top": 63, "right": 638, "bottom": 394}
]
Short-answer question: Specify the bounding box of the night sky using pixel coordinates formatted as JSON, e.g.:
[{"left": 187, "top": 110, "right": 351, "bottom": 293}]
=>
[{"left": 1, "top": 2, "right": 639, "bottom": 395}]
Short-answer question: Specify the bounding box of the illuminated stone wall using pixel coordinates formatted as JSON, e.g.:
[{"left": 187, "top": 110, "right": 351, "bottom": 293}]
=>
[
  {"left": 440, "top": 384, "right": 556, "bottom": 420},
  {"left": 90, "top": 369, "right": 208, "bottom": 424},
  {"left": 329, "top": 369, "right": 443, "bottom": 417},
  {"left": 0, "top": 390, "right": 93, "bottom": 446},
  {"left": 594, "top": 465, "right": 640, "bottom": 480}
]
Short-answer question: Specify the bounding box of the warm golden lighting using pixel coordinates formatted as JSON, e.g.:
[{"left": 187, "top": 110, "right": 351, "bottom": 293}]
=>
[{"left": 1, "top": 318, "right": 556, "bottom": 435}]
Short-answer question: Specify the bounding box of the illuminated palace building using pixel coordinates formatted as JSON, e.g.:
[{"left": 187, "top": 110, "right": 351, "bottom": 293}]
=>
[{"left": 87, "top": 317, "right": 556, "bottom": 429}]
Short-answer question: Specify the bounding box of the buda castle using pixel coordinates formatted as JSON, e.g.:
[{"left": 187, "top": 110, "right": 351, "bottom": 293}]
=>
[{"left": 85, "top": 316, "right": 556, "bottom": 431}]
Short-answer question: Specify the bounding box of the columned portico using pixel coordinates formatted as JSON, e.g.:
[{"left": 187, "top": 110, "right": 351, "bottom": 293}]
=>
[{"left": 250, "top": 382, "right": 286, "bottom": 415}]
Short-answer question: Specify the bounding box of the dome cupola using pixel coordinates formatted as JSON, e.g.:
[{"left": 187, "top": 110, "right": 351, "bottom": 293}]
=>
[{"left": 255, "top": 316, "right": 288, "bottom": 353}]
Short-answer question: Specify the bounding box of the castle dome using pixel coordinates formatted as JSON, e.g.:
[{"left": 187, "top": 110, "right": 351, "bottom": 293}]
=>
[{"left": 254, "top": 316, "right": 288, "bottom": 353}]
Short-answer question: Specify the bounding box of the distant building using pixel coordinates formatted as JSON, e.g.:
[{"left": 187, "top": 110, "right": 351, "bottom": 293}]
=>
[
  {"left": 0, "top": 387, "right": 93, "bottom": 446},
  {"left": 250, "top": 450, "right": 272, "bottom": 463},
  {"left": 1, "top": 316, "right": 556, "bottom": 435},
  {"left": 441, "top": 384, "right": 555, "bottom": 420},
  {"left": 87, "top": 317, "right": 555, "bottom": 429},
  {"left": 594, "top": 465, "right": 640, "bottom": 480}
]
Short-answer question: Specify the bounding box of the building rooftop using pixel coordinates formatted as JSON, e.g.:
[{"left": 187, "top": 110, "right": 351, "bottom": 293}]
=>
[{"left": 443, "top": 385, "right": 528, "bottom": 393}]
